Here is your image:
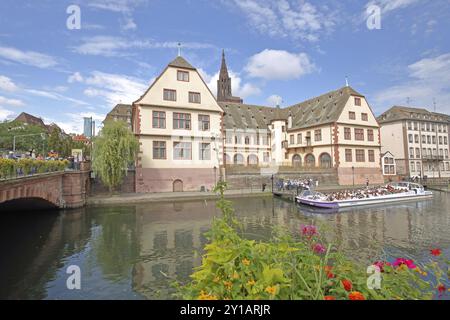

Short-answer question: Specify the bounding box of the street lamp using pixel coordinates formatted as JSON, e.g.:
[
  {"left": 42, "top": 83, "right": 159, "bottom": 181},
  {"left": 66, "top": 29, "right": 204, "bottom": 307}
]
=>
[{"left": 352, "top": 166, "right": 355, "bottom": 187}]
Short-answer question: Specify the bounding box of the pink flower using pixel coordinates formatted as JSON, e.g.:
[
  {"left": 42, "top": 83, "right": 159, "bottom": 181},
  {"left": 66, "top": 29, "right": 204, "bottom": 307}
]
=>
[
  {"left": 301, "top": 225, "right": 318, "bottom": 238},
  {"left": 313, "top": 243, "right": 326, "bottom": 254},
  {"left": 373, "top": 261, "right": 391, "bottom": 272},
  {"left": 393, "top": 258, "right": 416, "bottom": 269}
]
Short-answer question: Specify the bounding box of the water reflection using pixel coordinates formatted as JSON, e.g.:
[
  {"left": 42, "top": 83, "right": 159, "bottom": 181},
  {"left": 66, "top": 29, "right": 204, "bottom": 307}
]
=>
[{"left": 0, "top": 193, "right": 449, "bottom": 299}]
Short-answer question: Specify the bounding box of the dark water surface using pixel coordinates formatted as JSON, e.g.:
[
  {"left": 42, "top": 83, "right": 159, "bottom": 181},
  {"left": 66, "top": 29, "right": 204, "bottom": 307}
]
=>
[{"left": 1, "top": 192, "right": 449, "bottom": 299}]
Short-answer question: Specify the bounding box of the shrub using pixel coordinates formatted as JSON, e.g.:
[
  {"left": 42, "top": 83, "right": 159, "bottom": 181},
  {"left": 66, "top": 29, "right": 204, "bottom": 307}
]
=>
[
  {"left": 0, "top": 158, "right": 16, "bottom": 179},
  {"left": 175, "top": 182, "right": 449, "bottom": 300}
]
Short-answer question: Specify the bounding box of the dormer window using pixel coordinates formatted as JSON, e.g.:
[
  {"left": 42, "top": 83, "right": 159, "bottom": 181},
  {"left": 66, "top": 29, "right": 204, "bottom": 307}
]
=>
[{"left": 177, "top": 70, "right": 189, "bottom": 82}]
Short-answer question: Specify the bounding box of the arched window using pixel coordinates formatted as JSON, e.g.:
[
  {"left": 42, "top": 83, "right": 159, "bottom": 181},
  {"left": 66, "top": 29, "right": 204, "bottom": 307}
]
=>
[
  {"left": 305, "top": 154, "right": 315, "bottom": 168},
  {"left": 319, "top": 153, "right": 332, "bottom": 168},
  {"left": 233, "top": 154, "right": 244, "bottom": 165},
  {"left": 247, "top": 154, "right": 258, "bottom": 166},
  {"left": 245, "top": 136, "right": 250, "bottom": 145},
  {"left": 292, "top": 154, "right": 302, "bottom": 168}
]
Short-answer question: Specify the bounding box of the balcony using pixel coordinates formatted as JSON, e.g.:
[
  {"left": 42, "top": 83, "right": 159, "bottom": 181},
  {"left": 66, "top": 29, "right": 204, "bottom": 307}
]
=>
[{"left": 422, "top": 155, "right": 445, "bottom": 161}]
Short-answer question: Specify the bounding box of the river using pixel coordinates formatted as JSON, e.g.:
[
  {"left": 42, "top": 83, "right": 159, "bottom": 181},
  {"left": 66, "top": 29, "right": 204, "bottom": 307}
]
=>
[{"left": 1, "top": 192, "right": 449, "bottom": 299}]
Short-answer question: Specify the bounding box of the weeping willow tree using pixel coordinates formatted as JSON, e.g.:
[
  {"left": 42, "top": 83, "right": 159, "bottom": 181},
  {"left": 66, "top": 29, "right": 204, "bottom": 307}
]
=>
[{"left": 92, "top": 121, "right": 139, "bottom": 193}]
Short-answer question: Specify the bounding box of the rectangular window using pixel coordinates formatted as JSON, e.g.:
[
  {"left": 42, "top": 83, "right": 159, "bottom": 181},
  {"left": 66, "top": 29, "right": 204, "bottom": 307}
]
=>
[
  {"left": 367, "top": 129, "right": 374, "bottom": 142},
  {"left": 411, "top": 162, "right": 415, "bottom": 172},
  {"left": 349, "top": 111, "right": 356, "bottom": 120},
  {"left": 368, "top": 150, "right": 375, "bottom": 162},
  {"left": 263, "top": 152, "right": 270, "bottom": 163},
  {"left": 344, "top": 127, "right": 351, "bottom": 140},
  {"left": 226, "top": 133, "right": 232, "bottom": 144},
  {"left": 173, "top": 113, "right": 191, "bottom": 130},
  {"left": 445, "top": 137, "right": 448, "bottom": 145},
  {"left": 153, "top": 141, "right": 166, "bottom": 159},
  {"left": 416, "top": 148, "right": 420, "bottom": 158},
  {"left": 290, "top": 135, "right": 294, "bottom": 145},
  {"left": 439, "top": 136, "right": 443, "bottom": 145},
  {"left": 297, "top": 133, "right": 302, "bottom": 144},
  {"left": 355, "top": 128, "right": 364, "bottom": 141},
  {"left": 354, "top": 97, "right": 361, "bottom": 106},
  {"left": 356, "top": 149, "right": 365, "bottom": 162},
  {"left": 409, "top": 147, "right": 414, "bottom": 158},
  {"left": 189, "top": 92, "right": 201, "bottom": 104},
  {"left": 415, "top": 135, "right": 419, "bottom": 143},
  {"left": 408, "top": 134, "right": 413, "bottom": 143},
  {"left": 198, "top": 114, "right": 210, "bottom": 131},
  {"left": 414, "top": 122, "right": 418, "bottom": 130},
  {"left": 432, "top": 136, "right": 436, "bottom": 144},
  {"left": 152, "top": 111, "right": 166, "bottom": 129},
  {"left": 199, "top": 143, "right": 211, "bottom": 160},
  {"left": 314, "top": 129, "right": 322, "bottom": 142},
  {"left": 361, "top": 113, "right": 368, "bottom": 121},
  {"left": 408, "top": 122, "right": 412, "bottom": 130},
  {"left": 163, "top": 89, "right": 176, "bottom": 101},
  {"left": 345, "top": 149, "right": 352, "bottom": 162},
  {"left": 177, "top": 70, "right": 189, "bottom": 82},
  {"left": 427, "top": 136, "right": 431, "bottom": 144},
  {"left": 422, "top": 135, "right": 426, "bottom": 143},
  {"left": 173, "top": 142, "right": 192, "bottom": 160}
]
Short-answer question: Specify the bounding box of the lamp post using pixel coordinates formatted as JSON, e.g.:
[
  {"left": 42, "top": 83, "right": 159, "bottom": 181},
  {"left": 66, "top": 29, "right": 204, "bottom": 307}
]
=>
[
  {"left": 352, "top": 166, "right": 355, "bottom": 187},
  {"left": 213, "top": 166, "right": 217, "bottom": 186}
]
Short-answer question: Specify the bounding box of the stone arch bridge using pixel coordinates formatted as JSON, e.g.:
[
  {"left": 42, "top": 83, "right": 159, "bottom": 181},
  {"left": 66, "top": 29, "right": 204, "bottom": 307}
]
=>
[{"left": 0, "top": 166, "right": 90, "bottom": 211}]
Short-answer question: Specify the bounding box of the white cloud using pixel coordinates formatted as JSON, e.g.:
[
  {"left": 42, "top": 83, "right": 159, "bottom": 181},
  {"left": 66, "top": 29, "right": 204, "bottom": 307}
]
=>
[
  {"left": 72, "top": 36, "right": 215, "bottom": 57},
  {"left": 80, "top": 71, "right": 150, "bottom": 105},
  {"left": 44, "top": 112, "right": 106, "bottom": 134},
  {"left": 87, "top": 0, "right": 147, "bottom": 13},
  {"left": 199, "top": 68, "right": 261, "bottom": 99},
  {"left": 26, "top": 89, "right": 88, "bottom": 106},
  {"left": 0, "top": 96, "right": 25, "bottom": 107},
  {"left": 0, "top": 45, "right": 58, "bottom": 68},
  {"left": 373, "top": 53, "right": 450, "bottom": 114},
  {"left": 68, "top": 72, "right": 84, "bottom": 83},
  {"left": 366, "top": 0, "right": 421, "bottom": 14},
  {"left": 224, "top": 0, "right": 336, "bottom": 42},
  {"left": 0, "top": 75, "right": 18, "bottom": 92},
  {"left": 245, "top": 49, "right": 316, "bottom": 80},
  {"left": 0, "top": 107, "right": 15, "bottom": 120},
  {"left": 266, "top": 95, "right": 283, "bottom": 107}
]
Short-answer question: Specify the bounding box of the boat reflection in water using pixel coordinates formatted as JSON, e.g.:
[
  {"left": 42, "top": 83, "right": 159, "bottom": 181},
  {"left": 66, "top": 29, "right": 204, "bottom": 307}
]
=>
[{"left": 0, "top": 193, "right": 448, "bottom": 300}]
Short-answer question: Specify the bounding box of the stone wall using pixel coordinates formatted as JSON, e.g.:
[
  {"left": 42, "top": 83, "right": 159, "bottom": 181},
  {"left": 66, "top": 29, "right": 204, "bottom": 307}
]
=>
[
  {"left": 90, "top": 170, "right": 136, "bottom": 195},
  {"left": 135, "top": 168, "right": 218, "bottom": 193},
  {"left": 337, "top": 167, "right": 384, "bottom": 185}
]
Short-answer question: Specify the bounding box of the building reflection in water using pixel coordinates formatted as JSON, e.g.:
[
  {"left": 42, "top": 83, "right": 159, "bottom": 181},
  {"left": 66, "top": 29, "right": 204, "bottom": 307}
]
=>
[{"left": 0, "top": 193, "right": 448, "bottom": 299}]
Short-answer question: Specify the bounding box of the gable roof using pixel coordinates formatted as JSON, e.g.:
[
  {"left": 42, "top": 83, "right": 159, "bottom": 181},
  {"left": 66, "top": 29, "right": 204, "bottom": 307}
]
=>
[
  {"left": 377, "top": 106, "right": 450, "bottom": 124},
  {"left": 286, "top": 86, "right": 364, "bottom": 129},
  {"left": 168, "top": 56, "right": 196, "bottom": 70},
  {"left": 221, "top": 86, "right": 365, "bottom": 131},
  {"left": 14, "top": 112, "right": 46, "bottom": 128}
]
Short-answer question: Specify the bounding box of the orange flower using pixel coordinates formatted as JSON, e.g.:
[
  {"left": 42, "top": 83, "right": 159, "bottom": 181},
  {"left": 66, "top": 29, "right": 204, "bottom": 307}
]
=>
[
  {"left": 198, "top": 290, "right": 218, "bottom": 300},
  {"left": 324, "top": 296, "right": 336, "bottom": 300},
  {"left": 265, "top": 286, "right": 277, "bottom": 295},
  {"left": 247, "top": 279, "right": 256, "bottom": 286},
  {"left": 349, "top": 291, "right": 365, "bottom": 300},
  {"left": 341, "top": 279, "right": 352, "bottom": 292},
  {"left": 223, "top": 281, "right": 232, "bottom": 290},
  {"left": 242, "top": 258, "right": 251, "bottom": 266}
]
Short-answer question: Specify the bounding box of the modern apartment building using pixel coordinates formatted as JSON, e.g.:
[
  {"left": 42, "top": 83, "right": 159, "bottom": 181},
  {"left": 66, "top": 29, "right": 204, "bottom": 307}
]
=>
[{"left": 378, "top": 106, "right": 450, "bottom": 178}]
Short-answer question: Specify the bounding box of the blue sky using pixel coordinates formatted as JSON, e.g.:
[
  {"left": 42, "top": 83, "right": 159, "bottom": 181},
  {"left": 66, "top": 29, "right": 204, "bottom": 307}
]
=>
[{"left": 0, "top": 0, "right": 449, "bottom": 133}]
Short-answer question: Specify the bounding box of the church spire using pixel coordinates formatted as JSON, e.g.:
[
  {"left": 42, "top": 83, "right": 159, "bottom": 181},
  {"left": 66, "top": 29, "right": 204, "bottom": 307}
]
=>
[{"left": 217, "top": 50, "right": 242, "bottom": 103}]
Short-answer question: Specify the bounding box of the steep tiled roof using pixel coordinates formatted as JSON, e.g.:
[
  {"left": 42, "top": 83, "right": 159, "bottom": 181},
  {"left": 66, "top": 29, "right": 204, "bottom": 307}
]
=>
[
  {"left": 377, "top": 106, "right": 450, "bottom": 124},
  {"left": 221, "top": 86, "right": 364, "bottom": 131},
  {"left": 286, "top": 86, "right": 364, "bottom": 129},
  {"left": 168, "top": 56, "right": 196, "bottom": 70}
]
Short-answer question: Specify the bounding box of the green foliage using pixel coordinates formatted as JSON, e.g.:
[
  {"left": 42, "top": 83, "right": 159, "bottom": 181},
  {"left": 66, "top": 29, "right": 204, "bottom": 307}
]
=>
[
  {"left": 0, "top": 120, "right": 46, "bottom": 153},
  {"left": 0, "top": 158, "right": 69, "bottom": 179},
  {"left": 175, "top": 184, "right": 449, "bottom": 300},
  {"left": 92, "top": 120, "right": 138, "bottom": 192}
]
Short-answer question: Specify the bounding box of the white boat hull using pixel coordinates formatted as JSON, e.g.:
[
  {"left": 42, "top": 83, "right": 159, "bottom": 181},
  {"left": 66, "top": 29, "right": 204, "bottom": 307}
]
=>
[{"left": 297, "top": 191, "right": 433, "bottom": 209}]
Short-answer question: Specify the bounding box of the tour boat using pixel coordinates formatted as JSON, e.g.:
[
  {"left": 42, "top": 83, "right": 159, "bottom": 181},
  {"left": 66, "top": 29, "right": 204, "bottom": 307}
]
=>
[{"left": 296, "top": 182, "right": 433, "bottom": 209}]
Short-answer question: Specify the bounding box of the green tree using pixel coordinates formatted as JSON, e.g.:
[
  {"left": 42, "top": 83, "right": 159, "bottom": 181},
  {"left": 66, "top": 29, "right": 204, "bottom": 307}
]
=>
[
  {"left": 92, "top": 120, "right": 138, "bottom": 193},
  {"left": 47, "top": 127, "right": 62, "bottom": 153}
]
